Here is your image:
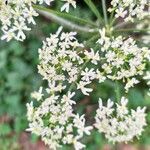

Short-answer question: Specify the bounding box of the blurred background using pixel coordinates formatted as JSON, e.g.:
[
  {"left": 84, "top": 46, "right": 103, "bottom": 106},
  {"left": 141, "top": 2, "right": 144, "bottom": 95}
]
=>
[{"left": 0, "top": 1, "right": 150, "bottom": 150}]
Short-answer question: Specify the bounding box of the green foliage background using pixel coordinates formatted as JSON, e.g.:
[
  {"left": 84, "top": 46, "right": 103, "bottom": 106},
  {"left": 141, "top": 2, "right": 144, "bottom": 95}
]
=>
[{"left": 0, "top": 1, "right": 150, "bottom": 150}]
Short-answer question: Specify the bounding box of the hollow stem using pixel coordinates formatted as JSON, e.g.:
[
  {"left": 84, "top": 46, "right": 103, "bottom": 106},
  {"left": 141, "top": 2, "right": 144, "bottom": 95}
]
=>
[
  {"left": 84, "top": 0, "right": 104, "bottom": 26},
  {"left": 102, "top": 0, "right": 108, "bottom": 25},
  {"left": 115, "top": 81, "right": 120, "bottom": 103},
  {"left": 116, "top": 28, "right": 150, "bottom": 33},
  {"left": 33, "top": 5, "right": 98, "bottom": 34}
]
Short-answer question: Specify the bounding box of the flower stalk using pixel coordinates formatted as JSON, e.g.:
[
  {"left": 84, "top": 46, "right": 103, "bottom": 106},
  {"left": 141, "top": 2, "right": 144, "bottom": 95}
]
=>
[
  {"left": 102, "top": 0, "right": 108, "bottom": 26},
  {"left": 34, "top": 5, "right": 97, "bottom": 33}
]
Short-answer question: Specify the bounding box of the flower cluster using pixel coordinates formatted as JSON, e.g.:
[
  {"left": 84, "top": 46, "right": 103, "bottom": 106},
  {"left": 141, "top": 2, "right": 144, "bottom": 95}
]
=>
[
  {"left": 38, "top": 28, "right": 109, "bottom": 96},
  {"left": 27, "top": 87, "right": 93, "bottom": 150},
  {"left": 0, "top": 0, "right": 76, "bottom": 41},
  {"left": 26, "top": 26, "right": 149, "bottom": 148},
  {"left": 97, "top": 28, "right": 150, "bottom": 92},
  {"left": 38, "top": 27, "right": 150, "bottom": 95},
  {"left": 109, "top": 0, "right": 149, "bottom": 22},
  {"left": 38, "top": 27, "right": 84, "bottom": 92},
  {"left": 94, "top": 97, "right": 147, "bottom": 143},
  {"left": 27, "top": 28, "right": 94, "bottom": 149},
  {"left": 0, "top": 0, "right": 148, "bottom": 148}
]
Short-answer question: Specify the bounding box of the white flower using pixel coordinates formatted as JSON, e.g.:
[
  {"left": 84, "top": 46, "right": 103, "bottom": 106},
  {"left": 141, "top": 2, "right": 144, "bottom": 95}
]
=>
[
  {"left": 84, "top": 49, "right": 100, "bottom": 65},
  {"left": 95, "top": 97, "right": 147, "bottom": 143},
  {"left": 115, "top": 7, "right": 127, "bottom": 18},
  {"left": 61, "top": 0, "right": 76, "bottom": 13},
  {"left": 77, "top": 81, "right": 93, "bottom": 95},
  {"left": 125, "top": 78, "right": 139, "bottom": 92},
  {"left": 62, "top": 92, "right": 76, "bottom": 105},
  {"left": 26, "top": 121, "right": 44, "bottom": 136},
  {"left": 31, "top": 87, "right": 43, "bottom": 101},
  {"left": 24, "top": 6, "right": 39, "bottom": 24},
  {"left": 73, "top": 139, "right": 85, "bottom": 150},
  {"left": 73, "top": 114, "right": 93, "bottom": 137},
  {"left": 81, "top": 68, "right": 96, "bottom": 82},
  {"left": 96, "top": 70, "right": 106, "bottom": 83},
  {"left": 27, "top": 87, "right": 92, "bottom": 150},
  {"left": 97, "top": 28, "right": 107, "bottom": 45},
  {"left": 110, "top": 0, "right": 149, "bottom": 22},
  {"left": 97, "top": 28, "right": 149, "bottom": 91},
  {"left": 0, "top": 0, "right": 76, "bottom": 41},
  {"left": 105, "top": 51, "right": 116, "bottom": 63},
  {"left": 0, "top": 0, "right": 37, "bottom": 41},
  {"left": 116, "top": 97, "right": 128, "bottom": 117},
  {"left": 1, "top": 29, "right": 15, "bottom": 42},
  {"left": 97, "top": 98, "right": 114, "bottom": 117},
  {"left": 26, "top": 101, "right": 34, "bottom": 121},
  {"left": 38, "top": 29, "right": 84, "bottom": 87}
]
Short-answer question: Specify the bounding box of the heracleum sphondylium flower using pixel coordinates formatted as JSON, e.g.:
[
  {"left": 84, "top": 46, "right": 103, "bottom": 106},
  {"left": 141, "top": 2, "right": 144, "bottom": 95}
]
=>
[
  {"left": 38, "top": 28, "right": 103, "bottom": 96},
  {"left": 109, "top": 0, "right": 150, "bottom": 22},
  {"left": 0, "top": 0, "right": 148, "bottom": 148},
  {"left": 38, "top": 27, "right": 150, "bottom": 95},
  {"left": 27, "top": 27, "right": 149, "bottom": 149},
  {"left": 27, "top": 87, "right": 93, "bottom": 150},
  {"left": 38, "top": 28, "right": 84, "bottom": 89},
  {"left": 94, "top": 97, "right": 147, "bottom": 143},
  {"left": 0, "top": 0, "right": 76, "bottom": 41},
  {"left": 97, "top": 28, "right": 150, "bottom": 92}
]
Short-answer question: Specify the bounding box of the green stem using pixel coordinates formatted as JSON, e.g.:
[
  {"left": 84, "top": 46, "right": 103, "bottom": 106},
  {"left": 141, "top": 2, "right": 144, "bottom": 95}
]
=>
[
  {"left": 109, "top": 10, "right": 116, "bottom": 27},
  {"left": 33, "top": 5, "right": 98, "bottom": 33},
  {"left": 34, "top": 5, "right": 97, "bottom": 27},
  {"left": 84, "top": 0, "right": 104, "bottom": 26},
  {"left": 114, "top": 17, "right": 149, "bottom": 29},
  {"left": 102, "top": 0, "right": 108, "bottom": 25},
  {"left": 114, "top": 21, "right": 128, "bottom": 29},
  {"left": 83, "top": 33, "right": 100, "bottom": 48},
  {"left": 115, "top": 81, "right": 120, "bottom": 103},
  {"left": 116, "top": 29, "right": 150, "bottom": 33}
]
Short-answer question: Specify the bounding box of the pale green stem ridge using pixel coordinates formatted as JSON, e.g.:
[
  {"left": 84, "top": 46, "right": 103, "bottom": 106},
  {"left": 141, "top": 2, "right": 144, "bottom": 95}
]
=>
[
  {"left": 33, "top": 5, "right": 97, "bottom": 27},
  {"left": 115, "top": 81, "right": 120, "bottom": 103},
  {"left": 84, "top": 0, "right": 104, "bottom": 26},
  {"left": 102, "top": 0, "right": 108, "bottom": 25},
  {"left": 34, "top": 5, "right": 98, "bottom": 33},
  {"left": 116, "top": 29, "right": 150, "bottom": 33},
  {"left": 114, "top": 21, "right": 129, "bottom": 29}
]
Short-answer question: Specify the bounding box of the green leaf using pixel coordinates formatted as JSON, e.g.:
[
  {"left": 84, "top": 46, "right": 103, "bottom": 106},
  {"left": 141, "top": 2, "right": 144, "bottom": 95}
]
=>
[
  {"left": 14, "top": 117, "right": 27, "bottom": 133},
  {"left": 6, "top": 72, "right": 23, "bottom": 91},
  {"left": 128, "top": 89, "right": 144, "bottom": 108},
  {"left": 8, "top": 41, "right": 25, "bottom": 55},
  {"left": 5, "top": 94, "right": 21, "bottom": 106},
  {"left": 11, "top": 58, "right": 32, "bottom": 78},
  {"left": 0, "top": 50, "right": 7, "bottom": 69},
  {"left": 0, "top": 124, "right": 11, "bottom": 136}
]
